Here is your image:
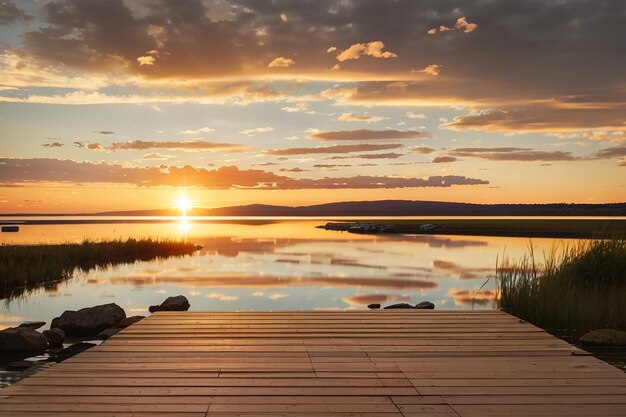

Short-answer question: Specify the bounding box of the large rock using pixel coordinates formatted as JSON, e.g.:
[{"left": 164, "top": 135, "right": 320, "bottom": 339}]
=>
[
  {"left": 580, "top": 329, "right": 626, "bottom": 346},
  {"left": 149, "top": 295, "right": 190, "bottom": 313},
  {"left": 43, "top": 328, "right": 65, "bottom": 348},
  {"left": 415, "top": 301, "right": 435, "bottom": 310},
  {"left": 0, "top": 327, "right": 48, "bottom": 352},
  {"left": 51, "top": 303, "right": 126, "bottom": 337}
]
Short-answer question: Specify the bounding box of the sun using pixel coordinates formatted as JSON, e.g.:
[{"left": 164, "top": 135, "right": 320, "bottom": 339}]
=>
[{"left": 175, "top": 193, "right": 192, "bottom": 215}]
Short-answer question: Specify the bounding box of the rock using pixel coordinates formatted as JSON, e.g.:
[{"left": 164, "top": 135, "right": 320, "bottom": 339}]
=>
[
  {"left": 580, "top": 329, "right": 626, "bottom": 346},
  {"left": 56, "top": 342, "right": 97, "bottom": 361},
  {"left": 98, "top": 327, "right": 121, "bottom": 340},
  {"left": 117, "top": 315, "right": 144, "bottom": 328},
  {"left": 18, "top": 321, "right": 46, "bottom": 330},
  {"left": 383, "top": 303, "right": 414, "bottom": 309},
  {"left": 367, "top": 303, "right": 381, "bottom": 310},
  {"left": 43, "top": 328, "right": 65, "bottom": 347},
  {"left": 0, "top": 327, "right": 48, "bottom": 352},
  {"left": 415, "top": 301, "right": 435, "bottom": 309},
  {"left": 149, "top": 295, "right": 190, "bottom": 313},
  {"left": 51, "top": 303, "right": 126, "bottom": 337}
]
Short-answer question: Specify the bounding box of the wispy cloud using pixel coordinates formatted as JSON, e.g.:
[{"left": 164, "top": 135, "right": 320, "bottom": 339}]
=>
[{"left": 309, "top": 129, "right": 430, "bottom": 141}]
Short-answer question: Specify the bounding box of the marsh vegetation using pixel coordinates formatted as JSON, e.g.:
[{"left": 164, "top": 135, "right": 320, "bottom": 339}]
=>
[
  {"left": 0, "top": 238, "right": 197, "bottom": 300},
  {"left": 497, "top": 237, "right": 626, "bottom": 338}
]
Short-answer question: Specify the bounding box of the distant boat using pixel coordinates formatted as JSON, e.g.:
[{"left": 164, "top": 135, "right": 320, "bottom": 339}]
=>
[{"left": 1, "top": 225, "right": 19, "bottom": 232}]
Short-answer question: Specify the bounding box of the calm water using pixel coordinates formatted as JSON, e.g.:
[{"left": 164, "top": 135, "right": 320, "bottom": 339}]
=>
[{"left": 0, "top": 217, "right": 580, "bottom": 329}]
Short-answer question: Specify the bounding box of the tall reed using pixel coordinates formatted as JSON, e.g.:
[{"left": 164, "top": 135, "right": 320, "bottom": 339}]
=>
[
  {"left": 497, "top": 238, "right": 626, "bottom": 337},
  {"left": 0, "top": 238, "right": 197, "bottom": 300}
]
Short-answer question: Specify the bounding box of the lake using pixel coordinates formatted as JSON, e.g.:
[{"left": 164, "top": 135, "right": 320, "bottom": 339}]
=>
[{"left": 0, "top": 217, "right": 582, "bottom": 329}]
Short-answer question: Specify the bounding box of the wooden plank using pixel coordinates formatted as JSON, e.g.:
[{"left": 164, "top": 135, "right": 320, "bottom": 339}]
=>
[{"left": 1, "top": 310, "right": 625, "bottom": 417}]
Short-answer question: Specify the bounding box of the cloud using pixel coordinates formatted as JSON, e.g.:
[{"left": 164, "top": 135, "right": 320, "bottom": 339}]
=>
[
  {"left": 428, "top": 17, "right": 478, "bottom": 35},
  {"left": 137, "top": 55, "right": 156, "bottom": 66},
  {"left": 356, "top": 153, "right": 403, "bottom": 159},
  {"left": 178, "top": 127, "right": 215, "bottom": 135},
  {"left": 326, "top": 46, "right": 337, "bottom": 53},
  {"left": 412, "top": 146, "right": 435, "bottom": 154},
  {"left": 313, "top": 164, "right": 351, "bottom": 168},
  {"left": 337, "top": 113, "right": 388, "bottom": 123},
  {"left": 241, "top": 127, "right": 273, "bottom": 135},
  {"left": 595, "top": 145, "right": 626, "bottom": 159},
  {"left": 335, "top": 41, "right": 397, "bottom": 62},
  {"left": 412, "top": 64, "right": 441, "bottom": 76},
  {"left": 101, "top": 140, "right": 251, "bottom": 152},
  {"left": 267, "top": 143, "right": 402, "bottom": 155},
  {"left": 0, "top": 1, "right": 30, "bottom": 24},
  {"left": 206, "top": 292, "right": 239, "bottom": 301},
  {"left": 309, "top": 129, "right": 430, "bottom": 141},
  {"left": 268, "top": 57, "right": 295, "bottom": 68},
  {"left": 406, "top": 112, "right": 427, "bottom": 119},
  {"left": 141, "top": 153, "right": 174, "bottom": 160},
  {"left": 0, "top": 158, "right": 489, "bottom": 190},
  {"left": 94, "top": 131, "right": 115, "bottom": 135},
  {"left": 267, "top": 293, "right": 289, "bottom": 300},
  {"left": 74, "top": 141, "right": 104, "bottom": 150},
  {"left": 447, "top": 147, "right": 577, "bottom": 162},
  {"left": 432, "top": 156, "right": 457, "bottom": 163},
  {"left": 43, "top": 142, "right": 64, "bottom": 148}
]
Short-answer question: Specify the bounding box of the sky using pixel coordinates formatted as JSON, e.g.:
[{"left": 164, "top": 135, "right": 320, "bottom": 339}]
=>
[{"left": 0, "top": 0, "right": 625, "bottom": 213}]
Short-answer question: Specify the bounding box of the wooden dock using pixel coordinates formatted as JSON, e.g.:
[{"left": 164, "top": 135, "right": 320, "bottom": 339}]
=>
[{"left": 1, "top": 310, "right": 625, "bottom": 416}]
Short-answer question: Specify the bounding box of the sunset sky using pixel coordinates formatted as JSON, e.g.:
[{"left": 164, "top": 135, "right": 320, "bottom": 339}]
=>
[{"left": 1, "top": 0, "right": 625, "bottom": 213}]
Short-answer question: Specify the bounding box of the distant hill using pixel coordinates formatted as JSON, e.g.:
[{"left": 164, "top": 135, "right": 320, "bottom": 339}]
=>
[{"left": 91, "top": 200, "right": 626, "bottom": 217}]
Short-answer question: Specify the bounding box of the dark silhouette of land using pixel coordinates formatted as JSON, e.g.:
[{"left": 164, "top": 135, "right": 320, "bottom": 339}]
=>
[{"left": 87, "top": 200, "right": 626, "bottom": 217}]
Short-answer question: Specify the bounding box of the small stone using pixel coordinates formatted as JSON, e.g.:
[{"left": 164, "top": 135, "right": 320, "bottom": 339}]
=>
[
  {"left": 18, "top": 321, "right": 46, "bottom": 330},
  {"left": 117, "top": 316, "right": 145, "bottom": 328},
  {"left": 383, "top": 303, "right": 414, "bottom": 309},
  {"left": 43, "top": 328, "right": 65, "bottom": 348},
  {"left": 580, "top": 329, "right": 626, "bottom": 346},
  {"left": 415, "top": 301, "right": 435, "bottom": 309},
  {"left": 98, "top": 327, "right": 121, "bottom": 340},
  {"left": 149, "top": 295, "right": 190, "bottom": 313},
  {"left": 0, "top": 327, "right": 48, "bottom": 352},
  {"left": 367, "top": 303, "right": 381, "bottom": 310}
]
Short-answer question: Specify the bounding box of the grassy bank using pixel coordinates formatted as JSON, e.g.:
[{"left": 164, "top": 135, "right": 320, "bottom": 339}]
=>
[
  {"left": 0, "top": 238, "right": 197, "bottom": 300},
  {"left": 368, "top": 219, "right": 626, "bottom": 238},
  {"left": 497, "top": 238, "right": 626, "bottom": 338}
]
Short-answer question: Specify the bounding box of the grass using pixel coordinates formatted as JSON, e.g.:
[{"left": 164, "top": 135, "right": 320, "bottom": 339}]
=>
[
  {"left": 367, "top": 219, "right": 626, "bottom": 238},
  {"left": 0, "top": 238, "right": 197, "bottom": 300},
  {"left": 497, "top": 238, "right": 626, "bottom": 338}
]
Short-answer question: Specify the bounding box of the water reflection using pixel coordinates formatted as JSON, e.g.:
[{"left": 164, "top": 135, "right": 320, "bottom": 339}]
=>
[{"left": 0, "top": 219, "right": 579, "bottom": 328}]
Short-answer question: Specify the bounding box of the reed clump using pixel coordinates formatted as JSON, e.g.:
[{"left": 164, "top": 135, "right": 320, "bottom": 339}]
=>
[
  {"left": 497, "top": 238, "right": 626, "bottom": 338},
  {"left": 0, "top": 238, "right": 197, "bottom": 300}
]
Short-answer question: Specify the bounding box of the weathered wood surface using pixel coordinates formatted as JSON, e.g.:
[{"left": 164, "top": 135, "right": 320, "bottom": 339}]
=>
[{"left": 1, "top": 310, "right": 625, "bottom": 417}]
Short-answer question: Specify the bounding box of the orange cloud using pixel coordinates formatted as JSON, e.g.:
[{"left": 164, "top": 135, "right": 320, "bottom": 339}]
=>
[
  {"left": 268, "top": 57, "right": 295, "bottom": 68},
  {"left": 428, "top": 17, "right": 478, "bottom": 35},
  {"left": 335, "top": 41, "right": 397, "bottom": 62},
  {"left": 309, "top": 130, "right": 430, "bottom": 141}
]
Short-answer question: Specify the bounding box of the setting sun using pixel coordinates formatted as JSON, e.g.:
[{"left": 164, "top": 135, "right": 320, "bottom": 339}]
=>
[{"left": 175, "top": 194, "right": 192, "bottom": 215}]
